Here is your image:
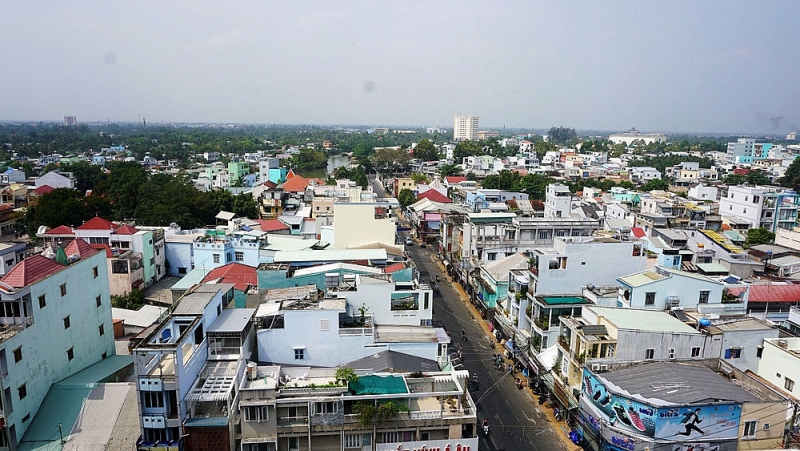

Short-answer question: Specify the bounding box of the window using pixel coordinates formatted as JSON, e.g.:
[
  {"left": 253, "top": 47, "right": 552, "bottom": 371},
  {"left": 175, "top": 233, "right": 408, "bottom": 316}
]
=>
[
  {"left": 288, "top": 437, "right": 299, "bottom": 451},
  {"left": 345, "top": 434, "right": 361, "bottom": 448},
  {"left": 213, "top": 254, "right": 220, "bottom": 264},
  {"left": 18, "top": 383, "right": 27, "bottom": 399},
  {"left": 63, "top": 316, "right": 71, "bottom": 329},
  {"left": 725, "top": 347, "right": 742, "bottom": 359},
  {"left": 487, "top": 252, "right": 497, "bottom": 261},
  {"left": 93, "top": 266, "right": 99, "bottom": 278},
  {"left": 645, "top": 292, "right": 656, "bottom": 305},
  {"left": 785, "top": 378, "right": 795, "bottom": 392},
  {"left": 699, "top": 291, "right": 710, "bottom": 304},
  {"left": 96, "top": 296, "right": 102, "bottom": 307},
  {"left": 319, "top": 319, "right": 329, "bottom": 331},
  {"left": 243, "top": 406, "right": 269, "bottom": 422},
  {"left": 668, "top": 348, "right": 675, "bottom": 359},
  {"left": 178, "top": 267, "right": 187, "bottom": 275},
  {"left": 38, "top": 295, "right": 46, "bottom": 309},
  {"left": 99, "top": 324, "right": 105, "bottom": 336},
  {"left": 21, "top": 414, "right": 30, "bottom": 422},
  {"left": 314, "top": 401, "right": 337, "bottom": 415},
  {"left": 743, "top": 208, "right": 747, "bottom": 214},
  {"left": 645, "top": 349, "right": 655, "bottom": 360},
  {"left": 757, "top": 345, "right": 764, "bottom": 358},
  {"left": 691, "top": 347, "right": 701, "bottom": 357},
  {"left": 143, "top": 392, "right": 164, "bottom": 408},
  {"left": 67, "top": 347, "right": 74, "bottom": 361},
  {"left": 13, "top": 347, "right": 22, "bottom": 363},
  {"left": 60, "top": 283, "right": 67, "bottom": 296},
  {"left": 294, "top": 348, "right": 305, "bottom": 360},
  {"left": 235, "top": 252, "right": 244, "bottom": 262},
  {"left": 743, "top": 420, "right": 757, "bottom": 438}
]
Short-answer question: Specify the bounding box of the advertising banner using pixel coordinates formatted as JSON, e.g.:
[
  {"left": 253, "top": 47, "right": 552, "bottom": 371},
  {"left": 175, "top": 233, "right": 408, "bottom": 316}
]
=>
[
  {"left": 376, "top": 438, "right": 479, "bottom": 451},
  {"left": 655, "top": 404, "right": 741, "bottom": 441},
  {"left": 582, "top": 369, "right": 658, "bottom": 437}
]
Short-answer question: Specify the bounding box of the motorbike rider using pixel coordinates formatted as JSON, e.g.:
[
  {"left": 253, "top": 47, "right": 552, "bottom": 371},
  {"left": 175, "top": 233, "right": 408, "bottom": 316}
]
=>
[{"left": 483, "top": 419, "right": 489, "bottom": 435}]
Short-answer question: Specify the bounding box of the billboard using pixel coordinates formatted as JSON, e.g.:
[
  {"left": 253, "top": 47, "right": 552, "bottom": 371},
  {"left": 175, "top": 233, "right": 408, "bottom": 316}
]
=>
[
  {"left": 582, "top": 369, "right": 658, "bottom": 437},
  {"left": 581, "top": 369, "right": 741, "bottom": 440},
  {"left": 655, "top": 404, "right": 741, "bottom": 441}
]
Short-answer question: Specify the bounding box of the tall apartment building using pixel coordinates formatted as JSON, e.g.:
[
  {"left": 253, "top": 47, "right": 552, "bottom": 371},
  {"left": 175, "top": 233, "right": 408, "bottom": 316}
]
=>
[
  {"left": 453, "top": 115, "right": 478, "bottom": 142},
  {"left": 725, "top": 137, "right": 775, "bottom": 164}
]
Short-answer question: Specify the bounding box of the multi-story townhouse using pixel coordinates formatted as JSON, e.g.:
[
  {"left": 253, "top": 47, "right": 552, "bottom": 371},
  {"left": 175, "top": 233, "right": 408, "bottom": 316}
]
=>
[
  {"left": 719, "top": 185, "right": 799, "bottom": 232},
  {"left": 132, "top": 283, "right": 236, "bottom": 450},
  {"left": 0, "top": 238, "right": 115, "bottom": 449},
  {"left": 239, "top": 366, "right": 477, "bottom": 451}
]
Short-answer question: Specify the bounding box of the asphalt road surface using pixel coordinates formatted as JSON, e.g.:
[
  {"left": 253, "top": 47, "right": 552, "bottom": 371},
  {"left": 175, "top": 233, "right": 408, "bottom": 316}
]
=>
[{"left": 374, "top": 176, "right": 568, "bottom": 451}]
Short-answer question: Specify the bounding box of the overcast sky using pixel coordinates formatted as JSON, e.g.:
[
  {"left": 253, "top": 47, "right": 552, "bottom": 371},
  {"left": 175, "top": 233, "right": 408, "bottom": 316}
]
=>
[{"left": 2, "top": 1, "right": 799, "bottom": 134}]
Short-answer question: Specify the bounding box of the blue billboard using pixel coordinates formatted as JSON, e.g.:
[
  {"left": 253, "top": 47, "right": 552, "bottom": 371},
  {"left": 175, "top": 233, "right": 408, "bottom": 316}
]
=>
[
  {"left": 582, "top": 369, "right": 658, "bottom": 437},
  {"left": 655, "top": 405, "right": 741, "bottom": 440},
  {"left": 581, "top": 369, "right": 742, "bottom": 441}
]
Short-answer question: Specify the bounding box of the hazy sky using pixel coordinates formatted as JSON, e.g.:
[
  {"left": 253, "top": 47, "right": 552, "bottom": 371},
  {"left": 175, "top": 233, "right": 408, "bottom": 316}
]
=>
[{"left": 2, "top": 1, "right": 800, "bottom": 134}]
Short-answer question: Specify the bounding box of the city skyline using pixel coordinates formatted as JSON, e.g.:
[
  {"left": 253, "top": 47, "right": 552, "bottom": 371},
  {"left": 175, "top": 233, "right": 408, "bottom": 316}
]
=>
[{"left": 2, "top": 1, "right": 800, "bottom": 134}]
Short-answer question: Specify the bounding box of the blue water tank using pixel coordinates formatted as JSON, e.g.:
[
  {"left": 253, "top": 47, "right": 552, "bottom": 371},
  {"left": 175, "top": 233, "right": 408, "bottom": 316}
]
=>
[{"left": 698, "top": 318, "right": 712, "bottom": 327}]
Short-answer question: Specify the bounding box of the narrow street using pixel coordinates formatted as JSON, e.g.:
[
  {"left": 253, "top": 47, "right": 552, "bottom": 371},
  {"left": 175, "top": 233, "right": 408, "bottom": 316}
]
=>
[{"left": 375, "top": 176, "right": 570, "bottom": 451}]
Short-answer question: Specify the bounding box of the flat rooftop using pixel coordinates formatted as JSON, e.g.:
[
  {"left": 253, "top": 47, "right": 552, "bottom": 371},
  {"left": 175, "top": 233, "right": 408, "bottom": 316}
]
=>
[
  {"left": 374, "top": 326, "right": 447, "bottom": 343},
  {"left": 588, "top": 306, "right": 699, "bottom": 334},
  {"left": 598, "top": 361, "right": 761, "bottom": 406}
]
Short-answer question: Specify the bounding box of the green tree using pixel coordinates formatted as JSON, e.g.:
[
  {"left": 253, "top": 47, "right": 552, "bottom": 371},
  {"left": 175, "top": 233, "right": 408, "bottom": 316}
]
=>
[
  {"left": 410, "top": 172, "right": 429, "bottom": 184},
  {"left": 59, "top": 161, "right": 108, "bottom": 194},
  {"left": 413, "top": 139, "right": 439, "bottom": 161},
  {"left": 25, "top": 188, "right": 94, "bottom": 236},
  {"left": 640, "top": 178, "right": 670, "bottom": 191},
  {"left": 398, "top": 188, "right": 417, "bottom": 208},
  {"left": 93, "top": 161, "right": 148, "bottom": 220},
  {"left": 232, "top": 193, "right": 259, "bottom": 218},
  {"left": 778, "top": 157, "right": 800, "bottom": 190},
  {"left": 437, "top": 164, "right": 461, "bottom": 178},
  {"left": 547, "top": 126, "right": 577, "bottom": 145},
  {"left": 745, "top": 228, "right": 775, "bottom": 247},
  {"left": 724, "top": 170, "right": 770, "bottom": 186}
]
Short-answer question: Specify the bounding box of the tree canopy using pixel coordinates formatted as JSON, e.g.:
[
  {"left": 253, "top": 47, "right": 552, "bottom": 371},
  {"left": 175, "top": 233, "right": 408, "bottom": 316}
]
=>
[
  {"left": 398, "top": 188, "right": 417, "bottom": 208},
  {"left": 547, "top": 126, "right": 577, "bottom": 145},
  {"left": 412, "top": 139, "right": 439, "bottom": 162}
]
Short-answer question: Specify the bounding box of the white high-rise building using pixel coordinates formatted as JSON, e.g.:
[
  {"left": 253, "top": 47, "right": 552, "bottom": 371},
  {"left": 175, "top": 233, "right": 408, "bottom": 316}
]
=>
[{"left": 453, "top": 115, "right": 479, "bottom": 141}]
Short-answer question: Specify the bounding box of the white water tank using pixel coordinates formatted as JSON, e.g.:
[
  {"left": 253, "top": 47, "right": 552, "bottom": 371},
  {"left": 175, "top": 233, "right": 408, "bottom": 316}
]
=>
[{"left": 246, "top": 361, "right": 258, "bottom": 380}]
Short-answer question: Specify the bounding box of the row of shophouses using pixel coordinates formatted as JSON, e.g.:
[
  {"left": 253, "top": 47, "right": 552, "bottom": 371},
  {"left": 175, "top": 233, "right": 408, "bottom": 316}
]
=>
[{"left": 407, "top": 187, "right": 800, "bottom": 450}]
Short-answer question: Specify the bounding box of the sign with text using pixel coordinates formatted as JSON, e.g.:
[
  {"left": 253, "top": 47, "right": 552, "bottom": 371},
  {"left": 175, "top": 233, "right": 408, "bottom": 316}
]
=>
[{"left": 376, "top": 438, "right": 479, "bottom": 451}]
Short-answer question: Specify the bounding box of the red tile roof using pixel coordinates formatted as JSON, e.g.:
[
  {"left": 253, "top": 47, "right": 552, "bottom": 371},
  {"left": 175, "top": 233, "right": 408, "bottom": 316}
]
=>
[
  {"left": 65, "top": 238, "right": 101, "bottom": 258},
  {"left": 631, "top": 227, "right": 646, "bottom": 238},
  {"left": 728, "top": 284, "right": 800, "bottom": 303},
  {"left": 114, "top": 225, "right": 139, "bottom": 235},
  {"left": 254, "top": 219, "right": 289, "bottom": 232},
  {"left": 201, "top": 263, "right": 258, "bottom": 291},
  {"left": 280, "top": 174, "right": 325, "bottom": 193},
  {"left": 1, "top": 254, "right": 65, "bottom": 288},
  {"left": 77, "top": 216, "right": 116, "bottom": 231},
  {"left": 34, "top": 185, "right": 55, "bottom": 195},
  {"left": 384, "top": 263, "right": 406, "bottom": 274},
  {"left": 285, "top": 169, "right": 296, "bottom": 180},
  {"left": 445, "top": 176, "right": 466, "bottom": 184},
  {"left": 417, "top": 190, "right": 452, "bottom": 203},
  {"left": 43, "top": 225, "right": 75, "bottom": 236}
]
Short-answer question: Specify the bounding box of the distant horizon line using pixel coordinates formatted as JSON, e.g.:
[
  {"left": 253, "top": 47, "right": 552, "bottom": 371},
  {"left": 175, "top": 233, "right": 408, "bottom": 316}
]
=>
[{"left": 0, "top": 119, "right": 794, "bottom": 138}]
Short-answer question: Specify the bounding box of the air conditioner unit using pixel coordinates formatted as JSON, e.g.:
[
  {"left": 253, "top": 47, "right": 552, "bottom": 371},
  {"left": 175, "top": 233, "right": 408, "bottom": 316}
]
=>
[
  {"left": 590, "top": 364, "right": 601, "bottom": 371},
  {"left": 763, "top": 423, "right": 770, "bottom": 430},
  {"left": 599, "top": 365, "right": 609, "bottom": 372}
]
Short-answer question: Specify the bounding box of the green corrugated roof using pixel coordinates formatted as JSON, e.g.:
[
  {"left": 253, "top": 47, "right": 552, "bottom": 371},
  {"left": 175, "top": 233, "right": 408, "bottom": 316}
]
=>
[
  {"left": 18, "top": 385, "right": 95, "bottom": 451},
  {"left": 349, "top": 375, "right": 408, "bottom": 395},
  {"left": 540, "top": 296, "right": 589, "bottom": 305}
]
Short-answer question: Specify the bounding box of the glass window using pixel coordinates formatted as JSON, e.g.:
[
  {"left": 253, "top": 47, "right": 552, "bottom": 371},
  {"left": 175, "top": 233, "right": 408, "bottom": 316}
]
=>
[
  {"left": 645, "top": 349, "right": 654, "bottom": 360},
  {"left": 645, "top": 292, "right": 656, "bottom": 305}
]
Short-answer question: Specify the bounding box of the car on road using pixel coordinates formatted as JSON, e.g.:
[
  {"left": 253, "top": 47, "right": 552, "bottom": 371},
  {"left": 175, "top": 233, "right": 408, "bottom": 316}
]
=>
[{"left": 405, "top": 237, "right": 413, "bottom": 245}]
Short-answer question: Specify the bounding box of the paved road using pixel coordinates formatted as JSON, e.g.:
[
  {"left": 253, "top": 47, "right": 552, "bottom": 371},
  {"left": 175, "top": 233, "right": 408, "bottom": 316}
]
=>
[{"left": 373, "top": 176, "right": 568, "bottom": 451}]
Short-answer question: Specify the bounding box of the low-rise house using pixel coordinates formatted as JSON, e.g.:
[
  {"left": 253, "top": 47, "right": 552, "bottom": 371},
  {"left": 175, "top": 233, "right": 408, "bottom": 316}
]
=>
[{"left": 578, "top": 361, "right": 789, "bottom": 451}]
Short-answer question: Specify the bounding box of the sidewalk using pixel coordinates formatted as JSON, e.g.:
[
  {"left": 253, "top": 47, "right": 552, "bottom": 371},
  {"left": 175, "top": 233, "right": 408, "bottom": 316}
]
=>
[{"left": 429, "top": 253, "right": 579, "bottom": 450}]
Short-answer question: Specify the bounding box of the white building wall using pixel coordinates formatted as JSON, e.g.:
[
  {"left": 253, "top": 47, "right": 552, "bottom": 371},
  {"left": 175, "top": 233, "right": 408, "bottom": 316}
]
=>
[
  {"left": 534, "top": 240, "right": 646, "bottom": 296},
  {"left": 0, "top": 250, "right": 114, "bottom": 446},
  {"left": 688, "top": 185, "right": 718, "bottom": 201},
  {"left": 621, "top": 272, "right": 724, "bottom": 310},
  {"left": 756, "top": 338, "right": 800, "bottom": 399},
  {"left": 613, "top": 330, "right": 718, "bottom": 361},
  {"left": 718, "top": 327, "right": 779, "bottom": 372},
  {"left": 333, "top": 204, "right": 396, "bottom": 250},
  {"left": 719, "top": 186, "right": 765, "bottom": 228},
  {"left": 344, "top": 280, "right": 433, "bottom": 327}
]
